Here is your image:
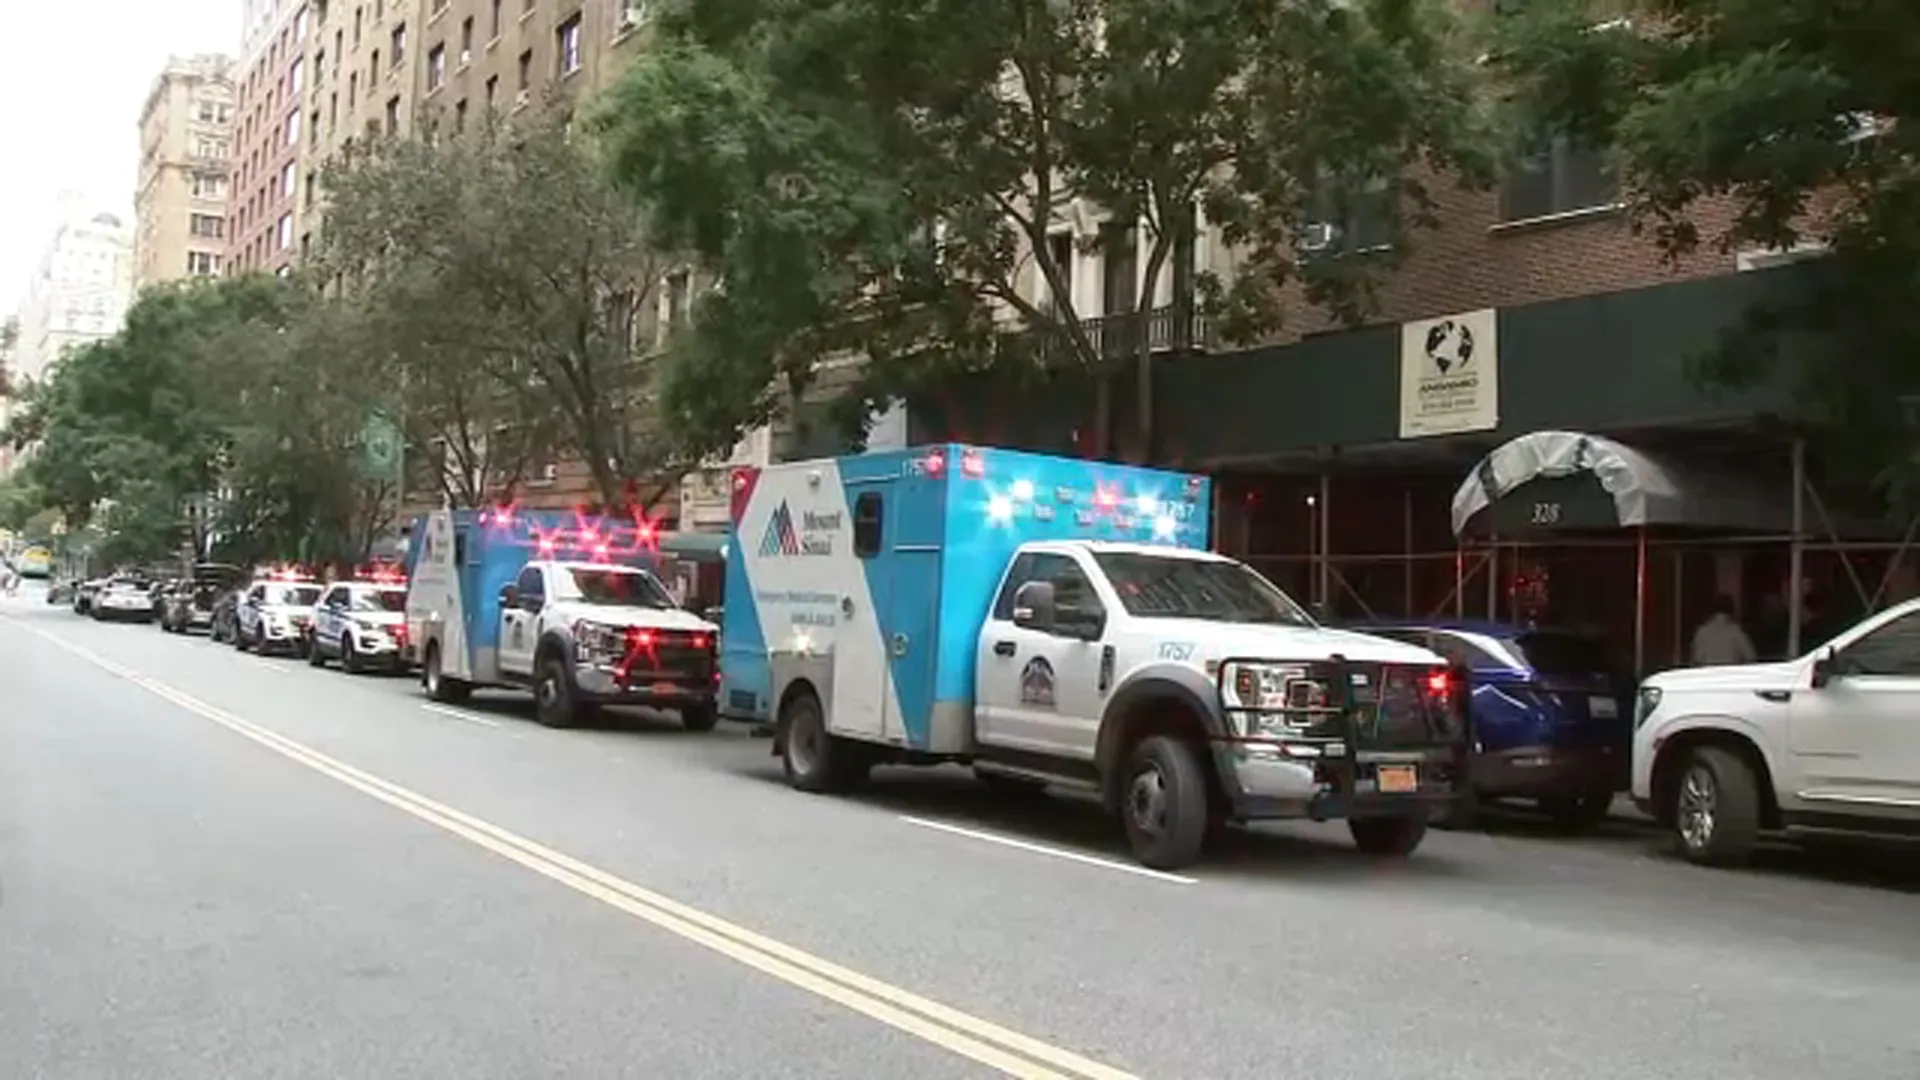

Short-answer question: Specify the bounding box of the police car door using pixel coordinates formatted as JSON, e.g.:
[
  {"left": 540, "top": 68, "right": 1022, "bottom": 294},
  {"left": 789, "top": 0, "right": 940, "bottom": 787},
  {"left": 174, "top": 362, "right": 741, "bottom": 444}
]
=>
[{"left": 319, "top": 585, "right": 349, "bottom": 654}]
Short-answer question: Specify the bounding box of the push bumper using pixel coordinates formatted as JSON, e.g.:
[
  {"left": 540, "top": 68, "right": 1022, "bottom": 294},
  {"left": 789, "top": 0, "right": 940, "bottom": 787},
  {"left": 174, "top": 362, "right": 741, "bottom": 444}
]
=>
[
  {"left": 1217, "top": 741, "right": 1468, "bottom": 822},
  {"left": 574, "top": 664, "right": 716, "bottom": 708}
]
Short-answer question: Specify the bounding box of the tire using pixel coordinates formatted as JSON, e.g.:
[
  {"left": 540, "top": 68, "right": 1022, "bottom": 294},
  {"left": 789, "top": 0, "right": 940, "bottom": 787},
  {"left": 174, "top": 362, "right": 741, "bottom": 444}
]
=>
[
  {"left": 307, "top": 637, "right": 327, "bottom": 666},
  {"left": 1543, "top": 791, "right": 1614, "bottom": 834},
  {"left": 1672, "top": 745, "right": 1762, "bottom": 867},
  {"left": 1349, "top": 814, "right": 1430, "bottom": 856},
  {"left": 534, "top": 654, "right": 584, "bottom": 728},
  {"left": 680, "top": 703, "right": 719, "bottom": 732},
  {"left": 234, "top": 624, "right": 250, "bottom": 651},
  {"left": 1119, "top": 735, "right": 1211, "bottom": 871},
  {"left": 779, "top": 689, "right": 867, "bottom": 793},
  {"left": 340, "top": 637, "right": 362, "bottom": 675},
  {"left": 422, "top": 644, "right": 472, "bottom": 703}
]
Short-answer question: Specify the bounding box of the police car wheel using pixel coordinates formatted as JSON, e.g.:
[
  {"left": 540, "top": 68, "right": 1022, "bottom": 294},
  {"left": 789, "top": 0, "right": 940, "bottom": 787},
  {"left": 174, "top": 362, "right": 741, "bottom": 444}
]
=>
[
  {"left": 307, "top": 638, "right": 327, "bottom": 666},
  {"left": 1120, "top": 736, "right": 1210, "bottom": 871},
  {"left": 340, "top": 639, "right": 362, "bottom": 674}
]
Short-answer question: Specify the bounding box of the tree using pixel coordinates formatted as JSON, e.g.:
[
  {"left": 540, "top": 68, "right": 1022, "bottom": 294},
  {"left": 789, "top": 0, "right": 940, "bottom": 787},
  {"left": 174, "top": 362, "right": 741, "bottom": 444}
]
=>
[
  {"left": 597, "top": 0, "right": 1494, "bottom": 461},
  {"left": 318, "top": 111, "right": 683, "bottom": 512},
  {"left": 1491, "top": 0, "right": 1920, "bottom": 498}
]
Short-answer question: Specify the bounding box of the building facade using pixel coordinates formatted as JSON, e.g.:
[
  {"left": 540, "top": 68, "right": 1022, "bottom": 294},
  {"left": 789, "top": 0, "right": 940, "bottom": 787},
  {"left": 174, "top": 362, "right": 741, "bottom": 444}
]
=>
[
  {"left": 226, "top": 0, "right": 315, "bottom": 275},
  {"left": 10, "top": 196, "right": 135, "bottom": 388},
  {"left": 135, "top": 55, "right": 238, "bottom": 288}
]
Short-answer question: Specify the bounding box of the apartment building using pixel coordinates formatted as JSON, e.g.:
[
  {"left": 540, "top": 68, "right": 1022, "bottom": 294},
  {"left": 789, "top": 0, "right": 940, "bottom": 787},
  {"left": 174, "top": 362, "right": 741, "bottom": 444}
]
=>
[
  {"left": 10, "top": 196, "right": 135, "bottom": 389},
  {"left": 226, "top": 0, "right": 315, "bottom": 275},
  {"left": 134, "top": 55, "right": 238, "bottom": 288}
]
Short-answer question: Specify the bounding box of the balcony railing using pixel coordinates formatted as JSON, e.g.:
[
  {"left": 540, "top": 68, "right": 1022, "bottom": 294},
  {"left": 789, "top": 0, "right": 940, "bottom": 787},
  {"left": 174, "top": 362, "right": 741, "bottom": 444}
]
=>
[{"left": 1027, "top": 304, "right": 1216, "bottom": 364}]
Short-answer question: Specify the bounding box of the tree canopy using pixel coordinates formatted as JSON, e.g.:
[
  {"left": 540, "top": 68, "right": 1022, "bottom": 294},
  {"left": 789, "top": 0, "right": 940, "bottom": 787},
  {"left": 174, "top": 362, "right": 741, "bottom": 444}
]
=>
[
  {"left": 318, "top": 110, "right": 688, "bottom": 512},
  {"left": 597, "top": 0, "right": 1496, "bottom": 461},
  {"left": 1492, "top": 0, "right": 1920, "bottom": 497}
]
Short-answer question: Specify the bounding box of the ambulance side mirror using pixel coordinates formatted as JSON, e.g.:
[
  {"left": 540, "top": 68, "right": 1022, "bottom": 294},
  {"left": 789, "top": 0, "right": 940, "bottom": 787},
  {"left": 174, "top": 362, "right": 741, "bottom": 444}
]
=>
[
  {"left": 1011, "top": 581, "right": 1056, "bottom": 631},
  {"left": 499, "top": 584, "right": 519, "bottom": 609}
]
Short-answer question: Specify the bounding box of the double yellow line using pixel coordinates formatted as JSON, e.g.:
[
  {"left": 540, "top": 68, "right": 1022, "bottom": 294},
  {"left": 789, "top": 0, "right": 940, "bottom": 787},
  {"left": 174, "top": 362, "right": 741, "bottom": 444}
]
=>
[{"left": 14, "top": 622, "right": 1139, "bottom": 1080}]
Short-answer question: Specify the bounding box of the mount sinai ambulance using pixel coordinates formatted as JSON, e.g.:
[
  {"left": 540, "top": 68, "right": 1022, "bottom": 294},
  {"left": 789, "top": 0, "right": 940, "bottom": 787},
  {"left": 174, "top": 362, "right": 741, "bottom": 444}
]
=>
[{"left": 720, "top": 444, "right": 1472, "bottom": 870}]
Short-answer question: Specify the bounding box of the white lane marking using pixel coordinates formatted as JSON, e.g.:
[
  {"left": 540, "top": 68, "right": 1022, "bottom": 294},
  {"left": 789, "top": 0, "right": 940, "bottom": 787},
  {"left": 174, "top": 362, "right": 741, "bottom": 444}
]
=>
[
  {"left": 421, "top": 703, "right": 501, "bottom": 727},
  {"left": 899, "top": 816, "right": 1198, "bottom": 886},
  {"left": 11, "top": 619, "right": 1139, "bottom": 1080}
]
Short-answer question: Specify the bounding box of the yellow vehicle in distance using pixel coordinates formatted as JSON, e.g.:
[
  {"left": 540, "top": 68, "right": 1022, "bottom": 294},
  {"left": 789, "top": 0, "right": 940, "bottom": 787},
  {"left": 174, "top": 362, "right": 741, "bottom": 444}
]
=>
[{"left": 16, "top": 546, "right": 53, "bottom": 579}]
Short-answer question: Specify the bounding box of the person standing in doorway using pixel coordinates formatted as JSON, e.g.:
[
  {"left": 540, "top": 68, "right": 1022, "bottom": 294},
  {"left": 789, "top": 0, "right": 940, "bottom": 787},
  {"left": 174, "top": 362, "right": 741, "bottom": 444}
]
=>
[{"left": 1691, "top": 594, "right": 1758, "bottom": 667}]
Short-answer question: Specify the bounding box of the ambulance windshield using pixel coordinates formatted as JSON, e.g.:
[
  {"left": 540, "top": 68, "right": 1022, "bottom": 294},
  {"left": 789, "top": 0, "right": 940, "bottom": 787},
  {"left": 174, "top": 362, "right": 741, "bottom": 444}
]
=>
[
  {"left": 558, "top": 567, "right": 675, "bottom": 609},
  {"left": 1093, "top": 552, "right": 1316, "bottom": 627}
]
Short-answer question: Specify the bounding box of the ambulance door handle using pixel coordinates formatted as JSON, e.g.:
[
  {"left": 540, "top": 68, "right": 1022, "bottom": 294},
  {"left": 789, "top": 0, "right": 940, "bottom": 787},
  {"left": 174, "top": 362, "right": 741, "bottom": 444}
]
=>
[{"left": 993, "top": 641, "right": 1017, "bottom": 657}]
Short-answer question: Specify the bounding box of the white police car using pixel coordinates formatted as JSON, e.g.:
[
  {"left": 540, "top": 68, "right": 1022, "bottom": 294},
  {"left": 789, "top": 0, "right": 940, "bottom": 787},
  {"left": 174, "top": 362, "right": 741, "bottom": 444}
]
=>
[{"left": 308, "top": 573, "right": 411, "bottom": 673}]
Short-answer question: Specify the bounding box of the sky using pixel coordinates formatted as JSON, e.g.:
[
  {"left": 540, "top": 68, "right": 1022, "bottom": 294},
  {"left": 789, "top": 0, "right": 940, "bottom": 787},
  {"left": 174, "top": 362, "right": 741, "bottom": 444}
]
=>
[{"left": 0, "top": 0, "right": 237, "bottom": 311}]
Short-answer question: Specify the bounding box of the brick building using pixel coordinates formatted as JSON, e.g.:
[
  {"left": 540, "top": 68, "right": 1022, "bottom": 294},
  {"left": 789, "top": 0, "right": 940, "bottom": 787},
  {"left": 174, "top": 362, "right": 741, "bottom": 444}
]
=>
[
  {"left": 226, "top": 0, "right": 314, "bottom": 275},
  {"left": 133, "top": 55, "right": 238, "bottom": 288}
]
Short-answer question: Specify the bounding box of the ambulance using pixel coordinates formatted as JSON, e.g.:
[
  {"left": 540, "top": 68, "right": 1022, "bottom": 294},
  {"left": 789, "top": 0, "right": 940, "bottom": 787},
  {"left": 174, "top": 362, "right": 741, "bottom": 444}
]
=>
[{"left": 721, "top": 444, "right": 1473, "bottom": 870}]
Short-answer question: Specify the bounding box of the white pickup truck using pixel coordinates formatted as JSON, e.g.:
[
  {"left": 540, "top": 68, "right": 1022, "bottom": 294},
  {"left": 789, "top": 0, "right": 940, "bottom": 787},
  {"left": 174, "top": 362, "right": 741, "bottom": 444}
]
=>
[{"left": 1633, "top": 597, "right": 1920, "bottom": 865}]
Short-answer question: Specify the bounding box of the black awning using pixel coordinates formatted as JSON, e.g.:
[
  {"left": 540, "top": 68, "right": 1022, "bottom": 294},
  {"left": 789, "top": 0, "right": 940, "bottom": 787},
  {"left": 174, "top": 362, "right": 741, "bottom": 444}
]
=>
[{"left": 1451, "top": 430, "right": 1792, "bottom": 537}]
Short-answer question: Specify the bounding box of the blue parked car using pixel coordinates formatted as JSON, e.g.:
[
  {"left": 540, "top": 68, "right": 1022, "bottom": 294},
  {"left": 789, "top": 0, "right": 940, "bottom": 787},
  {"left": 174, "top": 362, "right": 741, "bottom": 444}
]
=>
[{"left": 1348, "top": 621, "right": 1632, "bottom": 831}]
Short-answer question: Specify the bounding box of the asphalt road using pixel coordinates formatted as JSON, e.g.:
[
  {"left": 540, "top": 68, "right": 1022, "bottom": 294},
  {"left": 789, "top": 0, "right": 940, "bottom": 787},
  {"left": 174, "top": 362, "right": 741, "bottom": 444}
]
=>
[{"left": 5, "top": 583, "right": 1920, "bottom": 1080}]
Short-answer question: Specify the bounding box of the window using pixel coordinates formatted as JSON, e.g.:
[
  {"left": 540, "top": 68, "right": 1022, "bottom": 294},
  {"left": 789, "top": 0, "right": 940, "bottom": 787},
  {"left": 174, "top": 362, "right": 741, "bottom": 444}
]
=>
[
  {"left": 285, "top": 110, "right": 300, "bottom": 145},
  {"left": 1092, "top": 552, "right": 1316, "bottom": 627},
  {"left": 186, "top": 251, "right": 221, "bottom": 276},
  {"left": 190, "top": 173, "right": 226, "bottom": 198},
  {"left": 484, "top": 75, "right": 498, "bottom": 108},
  {"left": 371, "top": 48, "right": 380, "bottom": 79},
  {"left": 352, "top": 587, "right": 408, "bottom": 613},
  {"left": 662, "top": 270, "right": 691, "bottom": 330},
  {"left": 310, "top": 108, "right": 321, "bottom": 146},
  {"left": 385, "top": 95, "right": 402, "bottom": 133},
  {"left": 618, "top": 0, "right": 649, "bottom": 30},
  {"left": 1302, "top": 173, "right": 1395, "bottom": 256},
  {"left": 556, "top": 15, "right": 582, "bottom": 75},
  {"left": 281, "top": 161, "right": 297, "bottom": 198},
  {"left": 853, "top": 492, "right": 884, "bottom": 557},
  {"left": 192, "top": 138, "right": 228, "bottom": 159},
  {"left": 1500, "top": 135, "right": 1616, "bottom": 222},
  {"left": 489, "top": 0, "right": 502, "bottom": 37},
  {"left": 329, "top": 91, "right": 338, "bottom": 129},
  {"left": 322, "top": 586, "right": 347, "bottom": 610},
  {"left": 516, "top": 49, "right": 532, "bottom": 91},
  {"left": 289, "top": 59, "right": 304, "bottom": 95},
  {"left": 189, "top": 214, "right": 225, "bottom": 238},
  {"left": 1836, "top": 612, "right": 1920, "bottom": 677},
  {"left": 1042, "top": 232, "right": 1073, "bottom": 311},
  {"left": 348, "top": 71, "right": 357, "bottom": 105},
  {"left": 459, "top": 16, "right": 473, "bottom": 61},
  {"left": 1099, "top": 222, "right": 1136, "bottom": 316},
  {"left": 391, "top": 23, "right": 406, "bottom": 65},
  {"left": 427, "top": 44, "right": 446, "bottom": 89},
  {"left": 305, "top": 172, "right": 317, "bottom": 207},
  {"left": 295, "top": 3, "right": 310, "bottom": 38},
  {"left": 513, "top": 565, "right": 545, "bottom": 602},
  {"left": 990, "top": 553, "right": 1102, "bottom": 632},
  {"left": 314, "top": 49, "right": 325, "bottom": 79},
  {"left": 453, "top": 98, "right": 468, "bottom": 131},
  {"left": 276, "top": 213, "right": 294, "bottom": 250},
  {"left": 559, "top": 567, "right": 675, "bottom": 608}
]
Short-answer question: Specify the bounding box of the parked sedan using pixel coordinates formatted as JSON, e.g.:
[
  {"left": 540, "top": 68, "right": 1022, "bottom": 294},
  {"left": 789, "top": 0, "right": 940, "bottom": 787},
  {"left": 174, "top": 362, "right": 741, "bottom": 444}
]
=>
[
  {"left": 1352, "top": 620, "right": 1632, "bottom": 830},
  {"left": 92, "top": 578, "right": 158, "bottom": 622}
]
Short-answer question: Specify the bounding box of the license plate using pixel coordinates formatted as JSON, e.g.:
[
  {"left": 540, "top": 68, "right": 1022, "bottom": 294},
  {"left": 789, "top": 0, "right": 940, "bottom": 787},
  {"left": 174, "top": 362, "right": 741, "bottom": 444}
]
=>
[
  {"left": 651, "top": 680, "right": 678, "bottom": 695},
  {"left": 1590, "top": 696, "right": 1618, "bottom": 719},
  {"left": 1378, "top": 765, "right": 1417, "bottom": 793}
]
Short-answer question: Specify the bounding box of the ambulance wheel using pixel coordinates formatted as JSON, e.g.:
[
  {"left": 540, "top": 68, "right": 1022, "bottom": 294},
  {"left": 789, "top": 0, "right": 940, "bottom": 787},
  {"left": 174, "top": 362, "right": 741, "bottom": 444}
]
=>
[
  {"left": 1348, "top": 815, "right": 1429, "bottom": 857},
  {"left": 680, "top": 703, "right": 719, "bottom": 732},
  {"left": 535, "top": 655, "right": 586, "bottom": 728},
  {"left": 1119, "top": 735, "right": 1211, "bottom": 871},
  {"left": 780, "top": 689, "right": 866, "bottom": 793},
  {"left": 423, "top": 644, "right": 471, "bottom": 704}
]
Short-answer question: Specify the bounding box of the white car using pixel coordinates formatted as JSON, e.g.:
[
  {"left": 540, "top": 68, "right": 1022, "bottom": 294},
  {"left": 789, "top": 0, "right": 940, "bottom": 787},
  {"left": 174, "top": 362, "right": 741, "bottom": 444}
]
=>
[
  {"left": 233, "top": 577, "right": 324, "bottom": 655},
  {"left": 91, "top": 578, "right": 156, "bottom": 622},
  {"left": 1632, "top": 597, "right": 1920, "bottom": 865},
  {"left": 309, "top": 579, "right": 411, "bottom": 673}
]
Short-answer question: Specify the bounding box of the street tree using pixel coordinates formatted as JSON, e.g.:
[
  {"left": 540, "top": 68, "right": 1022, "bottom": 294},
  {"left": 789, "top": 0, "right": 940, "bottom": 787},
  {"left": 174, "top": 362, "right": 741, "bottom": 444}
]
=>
[
  {"left": 318, "top": 111, "right": 684, "bottom": 512},
  {"left": 1491, "top": 0, "right": 1920, "bottom": 498},
  {"left": 597, "top": 0, "right": 1495, "bottom": 461}
]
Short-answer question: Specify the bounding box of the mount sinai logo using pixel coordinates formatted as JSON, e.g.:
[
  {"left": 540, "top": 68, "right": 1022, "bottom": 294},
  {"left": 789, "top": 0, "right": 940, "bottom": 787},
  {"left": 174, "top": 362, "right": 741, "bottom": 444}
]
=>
[{"left": 758, "top": 500, "right": 842, "bottom": 557}]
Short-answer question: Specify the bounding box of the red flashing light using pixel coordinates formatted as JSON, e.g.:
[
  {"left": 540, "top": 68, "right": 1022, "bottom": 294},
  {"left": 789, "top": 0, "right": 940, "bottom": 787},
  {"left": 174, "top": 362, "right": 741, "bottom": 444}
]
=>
[
  {"left": 628, "top": 628, "right": 656, "bottom": 648},
  {"left": 924, "top": 449, "right": 946, "bottom": 476},
  {"left": 689, "top": 633, "right": 709, "bottom": 650},
  {"left": 1092, "top": 485, "right": 1121, "bottom": 512},
  {"left": 960, "top": 450, "right": 986, "bottom": 479},
  {"left": 537, "top": 536, "right": 557, "bottom": 554},
  {"left": 1425, "top": 669, "right": 1452, "bottom": 697},
  {"left": 593, "top": 542, "right": 611, "bottom": 559}
]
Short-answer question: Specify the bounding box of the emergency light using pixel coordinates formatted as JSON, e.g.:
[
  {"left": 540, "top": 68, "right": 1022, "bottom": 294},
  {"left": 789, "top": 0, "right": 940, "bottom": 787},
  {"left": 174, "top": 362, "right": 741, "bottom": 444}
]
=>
[{"left": 478, "top": 501, "right": 663, "bottom": 563}]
